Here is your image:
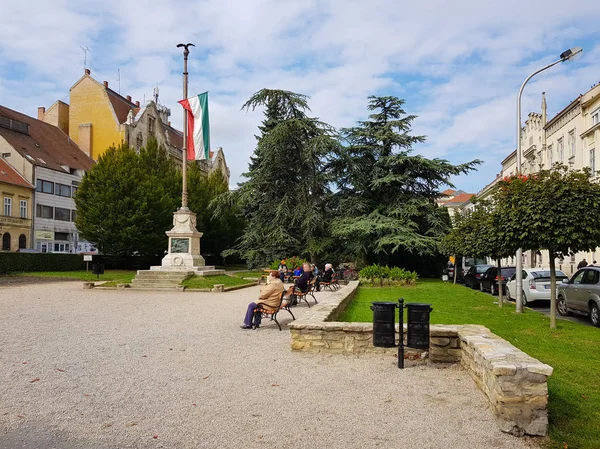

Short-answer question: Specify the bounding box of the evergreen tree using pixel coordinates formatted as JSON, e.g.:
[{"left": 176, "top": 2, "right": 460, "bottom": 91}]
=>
[
  {"left": 219, "top": 89, "right": 339, "bottom": 267},
  {"left": 188, "top": 167, "right": 244, "bottom": 264},
  {"left": 331, "top": 96, "right": 479, "bottom": 265},
  {"left": 74, "top": 138, "right": 180, "bottom": 256}
]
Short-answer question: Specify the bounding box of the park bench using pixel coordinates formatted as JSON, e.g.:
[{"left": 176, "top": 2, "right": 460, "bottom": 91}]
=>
[{"left": 252, "top": 291, "right": 295, "bottom": 331}]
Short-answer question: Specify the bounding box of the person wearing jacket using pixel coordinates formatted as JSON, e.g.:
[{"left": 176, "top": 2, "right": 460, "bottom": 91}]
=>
[{"left": 241, "top": 271, "right": 285, "bottom": 329}]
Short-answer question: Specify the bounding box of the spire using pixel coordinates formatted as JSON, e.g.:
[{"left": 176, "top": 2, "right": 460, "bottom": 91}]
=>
[{"left": 541, "top": 92, "right": 547, "bottom": 125}]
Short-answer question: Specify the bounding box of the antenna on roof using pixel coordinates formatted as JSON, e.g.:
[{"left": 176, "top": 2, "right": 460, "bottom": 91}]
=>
[
  {"left": 117, "top": 69, "right": 121, "bottom": 94},
  {"left": 80, "top": 46, "right": 91, "bottom": 70},
  {"left": 153, "top": 87, "right": 159, "bottom": 104}
]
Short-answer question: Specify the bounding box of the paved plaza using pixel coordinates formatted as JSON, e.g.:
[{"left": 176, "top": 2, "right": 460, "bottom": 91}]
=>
[{"left": 0, "top": 281, "right": 537, "bottom": 449}]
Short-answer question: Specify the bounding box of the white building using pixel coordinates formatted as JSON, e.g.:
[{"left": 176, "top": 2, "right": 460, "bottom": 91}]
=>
[{"left": 0, "top": 105, "right": 96, "bottom": 253}]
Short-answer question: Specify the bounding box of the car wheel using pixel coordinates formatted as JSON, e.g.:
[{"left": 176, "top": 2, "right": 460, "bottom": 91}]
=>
[
  {"left": 479, "top": 282, "right": 484, "bottom": 292},
  {"left": 557, "top": 296, "right": 572, "bottom": 316},
  {"left": 521, "top": 291, "right": 528, "bottom": 306},
  {"left": 590, "top": 303, "right": 600, "bottom": 328},
  {"left": 506, "top": 287, "right": 512, "bottom": 301},
  {"left": 491, "top": 284, "right": 496, "bottom": 295}
]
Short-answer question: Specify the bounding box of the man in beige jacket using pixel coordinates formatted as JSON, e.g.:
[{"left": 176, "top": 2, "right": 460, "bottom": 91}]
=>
[{"left": 240, "top": 270, "right": 285, "bottom": 329}]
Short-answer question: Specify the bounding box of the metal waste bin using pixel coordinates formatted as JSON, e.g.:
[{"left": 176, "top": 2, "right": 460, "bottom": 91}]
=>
[
  {"left": 370, "top": 302, "right": 397, "bottom": 347},
  {"left": 91, "top": 263, "right": 105, "bottom": 275},
  {"left": 406, "top": 303, "right": 432, "bottom": 350}
]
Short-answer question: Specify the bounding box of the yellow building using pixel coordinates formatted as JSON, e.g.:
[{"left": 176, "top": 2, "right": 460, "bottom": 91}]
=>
[
  {"left": 40, "top": 69, "right": 139, "bottom": 161},
  {"left": 0, "top": 158, "right": 34, "bottom": 252}
]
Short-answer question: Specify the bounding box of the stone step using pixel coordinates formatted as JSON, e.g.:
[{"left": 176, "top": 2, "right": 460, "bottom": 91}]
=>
[
  {"left": 136, "top": 271, "right": 191, "bottom": 277},
  {"left": 129, "top": 285, "right": 183, "bottom": 290},
  {"left": 133, "top": 275, "right": 189, "bottom": 281},
  {"left": 131, "top": 279, "right": 183, "bottom": 286}
]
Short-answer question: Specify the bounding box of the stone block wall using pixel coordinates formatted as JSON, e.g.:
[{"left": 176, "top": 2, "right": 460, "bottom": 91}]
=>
[{"left": 289, "top": 281, "right": 553, "bottom": 437}]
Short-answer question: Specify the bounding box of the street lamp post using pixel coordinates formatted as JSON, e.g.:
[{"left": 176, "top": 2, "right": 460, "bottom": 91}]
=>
[
  {"left": 176, "top": 42, "right": 195, "bottom": 211},
  {"left": 514, "top": 46, "right": 583, "bottom": 313}
]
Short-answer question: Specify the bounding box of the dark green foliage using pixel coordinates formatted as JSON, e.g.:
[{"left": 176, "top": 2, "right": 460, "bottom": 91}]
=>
[
  {"left": 331, "top": 96, "right": 479, "bottom": 264},
  {"left": 358, "top": 264, "right": 418, "bottom": 286},
  {"left": 188, "top": 167, "right": 244, "bottom": 265},
  {"left": 218, "top": 89, "right": 339, "bottom": 267},
  {"left": 74, "top": 139, "right": 180, "bottom": 256},
  {"left": 495, "top": 166, "right": 600, "bottom": 326},
  {"left": 0, "top": 253, "right": 85, "bottom": 274}
]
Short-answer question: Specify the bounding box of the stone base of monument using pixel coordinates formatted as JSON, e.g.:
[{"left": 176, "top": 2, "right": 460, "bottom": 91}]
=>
[{"left": 131, "top": 267, "right": 225, "bottom": 291}]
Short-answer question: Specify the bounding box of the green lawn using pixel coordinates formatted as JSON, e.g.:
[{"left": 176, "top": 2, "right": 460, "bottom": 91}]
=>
[
  {"left": 229, "top": 271, "right": 264, "bottom": 278},
  {"left": 182, "top": 274, "right": 255, "bottom": 289},
  {"left": 8, "top": 270, "right": 136, "bottom": 284},
  {"left": 340, "top": 279, "right": 600, "bottom": 449}
]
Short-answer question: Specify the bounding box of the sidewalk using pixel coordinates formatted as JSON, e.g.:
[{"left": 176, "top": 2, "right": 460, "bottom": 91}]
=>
[{"left": 0, "top": 282, "right": 535, "bottom": 449}]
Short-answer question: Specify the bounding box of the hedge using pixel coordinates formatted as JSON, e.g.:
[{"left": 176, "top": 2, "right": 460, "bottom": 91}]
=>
[{"left": 0, "top": 253, "right": 164, "bottom": 274}]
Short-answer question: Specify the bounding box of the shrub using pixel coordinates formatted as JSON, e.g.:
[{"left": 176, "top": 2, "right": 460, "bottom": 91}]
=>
[
  {"left": 269, "top": 256, "right": 308, "bottom": 270},
  {"left": 359, "top": 264, "right": 418, "bottom": 286},
  {"left": 0, "top": 253, "right": 85, "bottom": 274}
]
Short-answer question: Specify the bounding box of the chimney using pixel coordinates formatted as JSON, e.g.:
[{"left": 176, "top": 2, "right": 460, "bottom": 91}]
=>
[
  {"left": 84, "top": 68, "right": 90, "bottom": 75},
  {"left": 37, "top": 107, "right": 46, "bottom": 120},
  {"left": 126, "top": 95, "right": 132, "bottom": 102},
  {"left": 103, "top": 81, "right": 108, "bottom": 88},
  {"left": 168, "top": 121, "right": 171, "bottom": 126},
  {"left": 135, "top": 101, "right": 140, "bottom": 107}
]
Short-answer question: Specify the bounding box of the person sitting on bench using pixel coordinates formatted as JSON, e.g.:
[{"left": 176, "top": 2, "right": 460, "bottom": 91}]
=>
[
  {"left": 240, "top": 271, "right": 285, "bottom": 329},
  {"left": 286, "top": 263, "right": 313, "bottom": 297}
]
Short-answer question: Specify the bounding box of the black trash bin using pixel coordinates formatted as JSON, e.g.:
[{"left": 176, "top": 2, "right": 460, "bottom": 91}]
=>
[
  {"left": 406, "top": 303, "right": 432, "bottom": 349},
  {"left": 370, "top": 302, "right": 397, "bottom": 347},
  {"left": 91, "top": 255, "right": 105, "bottom": 276}
]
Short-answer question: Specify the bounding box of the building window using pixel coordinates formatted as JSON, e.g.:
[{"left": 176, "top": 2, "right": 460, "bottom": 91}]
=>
[
  {"left": 3, "top": 197, "right": 11, "bottom": 216},
  {"left": 148, "top": 116, "right": 156, "bottom": 135},
  {"left": 20, "top": 200, "right": 27, "bottom": 218},
  {"left": 55, "top": 207, "right": 71, "bottom": 221},
  {"left": 591, "top": 149, "right": 596, "bottom": 177},
  {"left": 36, "top": 204, "right": 54, "bottom": 219},
  {"left": 136, "top": 133, "right": 143, "bottom": 150},
  {"left": 18, "top": 234, "right": 26, "bottom": 249},
  {"left": 55, "top": 183, "right": 71, "bottom": 197},
  {"left": 593, "top": 109, "right": 600, "bottom": 127},
  {"left": 55, "top": 232, "right": 69, "bottom": 241},
  {"left": 547, "top": 144, "right": 553, "bottom": 167},
  {"left": 558, "top": 138, "right": 564, "bottom": 162},
  {"left": 36, "top": 179, "right": 54, "bottom": 194},
  {"left": 568, "top": 130, "right": 576, "bottom": 157},
  {"left": 2, "top": 232, "right": 10, "bottom": 251},
  {"left": 71, "top": 210, "right": 77, "bottom": 222}
]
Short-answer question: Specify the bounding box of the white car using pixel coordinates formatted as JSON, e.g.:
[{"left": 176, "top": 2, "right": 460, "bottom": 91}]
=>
[{"left": 506, "top": 268, "right": 569, "bottom": 305}]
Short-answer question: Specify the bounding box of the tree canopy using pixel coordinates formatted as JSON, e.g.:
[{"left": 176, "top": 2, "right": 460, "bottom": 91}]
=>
[
  {"left": 219, "top": 89, "right": 339, "bottom": 267},
  {"left": 330, "top": 96, "right": 480, "bottom": 265},
  {"left": 495, "top": 166, "right": 600, "bottom": 326},
  {"left": 75, "top": 139, "right": 180, "bottom": 256}
]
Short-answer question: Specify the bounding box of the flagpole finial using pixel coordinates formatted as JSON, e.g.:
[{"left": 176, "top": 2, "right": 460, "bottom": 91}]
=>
[{"left": 177, "top": 43, "right": 195, "bottom": 59}]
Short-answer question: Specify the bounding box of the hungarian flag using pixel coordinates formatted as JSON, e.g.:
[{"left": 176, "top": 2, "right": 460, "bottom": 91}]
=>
[{"left": 178, "top": 92, "right": 210, "bottom": 160}]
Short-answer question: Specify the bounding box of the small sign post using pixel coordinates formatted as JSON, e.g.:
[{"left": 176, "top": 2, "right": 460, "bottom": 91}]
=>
[{"left": 83, "top": 254, "right": 93, "bottom": 273}]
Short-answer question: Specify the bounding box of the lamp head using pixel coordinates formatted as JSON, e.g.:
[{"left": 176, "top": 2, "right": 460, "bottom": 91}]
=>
[{"left": 560, "top": 47, "right": 583, "bottom": 62}]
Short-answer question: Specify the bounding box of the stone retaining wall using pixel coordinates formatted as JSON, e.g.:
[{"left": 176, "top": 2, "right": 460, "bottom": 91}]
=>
[{"left": 289, "top": 281, "right": 553, "bottom": 437}]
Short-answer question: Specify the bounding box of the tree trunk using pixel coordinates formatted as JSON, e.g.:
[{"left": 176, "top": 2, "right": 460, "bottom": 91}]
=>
[
  {"left": 549, "top": 250, "right": 557, "bottom": 329},
  {"left": 497, "top": 258, "right": 503, "bottom": 308}
]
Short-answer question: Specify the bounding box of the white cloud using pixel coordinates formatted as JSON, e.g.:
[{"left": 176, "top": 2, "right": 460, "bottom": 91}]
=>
[{"left": 1, "top": 0, "right": 600, "bottom": 192}]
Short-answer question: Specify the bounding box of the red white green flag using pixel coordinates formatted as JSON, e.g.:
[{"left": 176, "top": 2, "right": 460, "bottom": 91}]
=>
[{"left": 178, "top": 92, "right": 210, "bottom": 160}]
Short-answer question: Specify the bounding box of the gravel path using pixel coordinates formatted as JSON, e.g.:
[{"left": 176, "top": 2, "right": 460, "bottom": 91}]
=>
[{"left": 0, "top": 282, "right": 537, "bottom": 449}]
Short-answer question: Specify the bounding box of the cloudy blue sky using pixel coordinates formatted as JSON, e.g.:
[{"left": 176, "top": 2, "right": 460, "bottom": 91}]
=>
[{"left": 1, "top": 0, "right": 599, "bottom": 192}]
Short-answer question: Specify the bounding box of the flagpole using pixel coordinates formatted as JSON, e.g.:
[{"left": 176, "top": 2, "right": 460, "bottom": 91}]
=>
[{"left": 177, "top": 43, "right": 194, "bottom": 211}]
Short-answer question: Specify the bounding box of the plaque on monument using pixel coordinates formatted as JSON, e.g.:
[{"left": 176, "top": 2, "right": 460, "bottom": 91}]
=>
[{"left": 171, "top": 238, "right": 189, "bottom": 253}]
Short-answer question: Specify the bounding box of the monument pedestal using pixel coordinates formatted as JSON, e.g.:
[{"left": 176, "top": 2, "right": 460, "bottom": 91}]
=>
[{"left": 149, "top": 208, "right": 224, "bottom": 276}]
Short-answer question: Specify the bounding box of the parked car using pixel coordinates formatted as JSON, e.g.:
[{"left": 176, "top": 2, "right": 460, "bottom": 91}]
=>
[
  {"left": 463, "top": 264, "right": 493, "bottom": 289},
  {"left": 557, "top": 267, "right": 600, "bottom": 327},
  {"left": 505, "top": 268, "right": 569, "bottom": 305},
  {"left": 480, "top": 266, "right": 517, "bottom": 295}
]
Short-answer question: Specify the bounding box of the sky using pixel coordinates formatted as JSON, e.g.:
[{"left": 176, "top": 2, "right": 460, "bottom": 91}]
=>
[{"left": 1, "top": 0, "right": 600, "bottom": 193}]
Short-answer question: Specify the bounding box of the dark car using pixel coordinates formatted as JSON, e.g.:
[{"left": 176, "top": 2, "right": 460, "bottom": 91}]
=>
[
  {"left": 480, "top": 266, "right": 517, "bottom": 295},
  {"left": 557, "top": 267, "right": 600, "bottom": 327},
  {"left": 463, "top": 264, "right": 493, "bottom": 289}
]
